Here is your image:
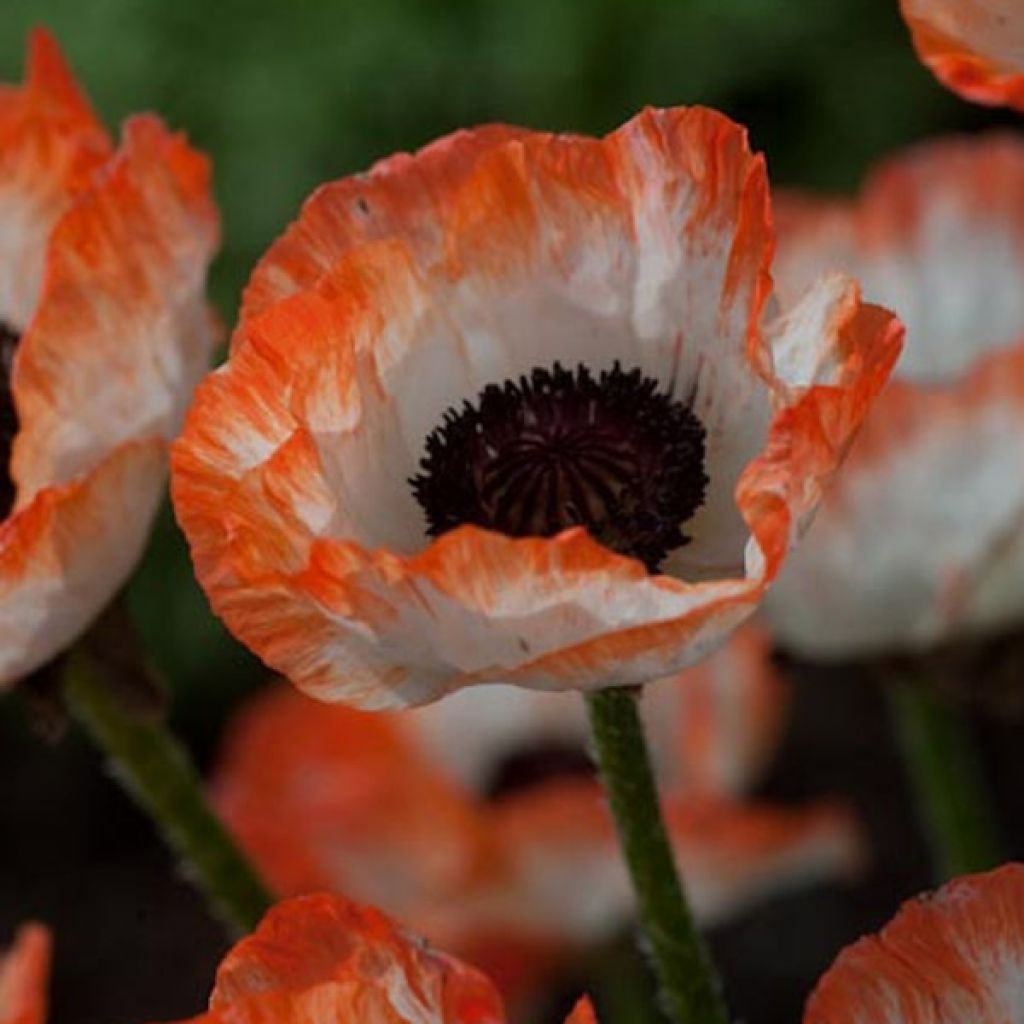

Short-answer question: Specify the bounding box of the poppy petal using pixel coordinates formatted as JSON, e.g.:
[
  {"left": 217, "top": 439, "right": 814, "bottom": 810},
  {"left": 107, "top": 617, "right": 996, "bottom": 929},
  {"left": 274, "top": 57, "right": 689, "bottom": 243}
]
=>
[
  {"left": 471, "top": 785, "right": 864, "bottom": 941},
  {"left": 0, "top": 924, "right": 50, "bottom": 1024},
  {"left": 901, "top": 0, "right": 1024, "bottom": 111},
  {"left": 0, "top": 439, "right": 164, "bottom": 685},
  {"left": 12, "top": 113, "right": 219, "bottom": 503},
  {"left": 0, "top": 29, "right": 110, "bottom": 330},
  {"left": 768, "top": 138, "right": 1024, "bottom": 656},
  {"left": 213, "top": 686, "right": 488, "bottom": 903},
  {"left": 774, "top": 137, "right": 1024, "bottom": 383},
  {"left": 238, "top": 124, "right": 529, "bottom": 337},
  {"left": 805, "top": 864, "right": 1024, "bottom": 1023},
  {"left": 645, "top": 621, "right": 786, "bottom": 798},
  {"left": 191, "top": 894, "right": 507, "bottom": 1024}
]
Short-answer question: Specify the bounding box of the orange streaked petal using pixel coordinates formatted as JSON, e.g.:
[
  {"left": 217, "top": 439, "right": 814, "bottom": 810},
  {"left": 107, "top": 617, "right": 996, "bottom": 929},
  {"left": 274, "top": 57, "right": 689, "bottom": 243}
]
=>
[
  {"left": 0, "top": 924, "right": 50, "bottom": 1024},
  {"left": 212, "top": 686, "right": 488, "bottom": 903},
  {"left": 238, "top": 124, "right": 529, "bottom": 338},
  {"left": 644, "top": 620, "right": 787, "bottom": 799},
  {"left": 12, "top": 113, "right": 219, "bottom": 503},
  {"left": 0, "top": 439, "right": 165, "bottom": 687},
  {"left": 901, "top": 0, "right": 1024, "bottom": 111},
  {"left": 186, "top": 894, "right": 507, "bottom": 1024},
  {"left": 0, "top": 29, "right": 110, "bottom": 330},
  {"left": 0, "top": 33, "right": 218, "bottom": 685},
  {"left": 804, "top": 863, "right": 1024, "bottom": 1023}
]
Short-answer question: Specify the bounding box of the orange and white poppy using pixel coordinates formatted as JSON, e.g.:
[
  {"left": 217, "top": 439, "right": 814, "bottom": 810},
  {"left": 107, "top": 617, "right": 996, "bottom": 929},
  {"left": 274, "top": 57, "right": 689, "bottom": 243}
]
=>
[
  {"left": 165, "top": 892, "right": 594, "bottom": 1024},
  {"left": 804, "top": 863, "right": 1024, "bottom": 1023},
  {"left": 900, "top": 0, "right": 1024, "bottom": 111},
  {"left": 172, "top": 107, "right": 901, "bottom": 710},
  {"left": 212, "top": 624, "right": 863, "bottom": 997},
  {"left": 0, "top": 32, "right": 218, "bottom": 686},
  {"left": 0, "top": 924, "right": 49, "bottom": 1024},
  {"left": 767, "top": 137, "right": 1024, "bottom": 659}
]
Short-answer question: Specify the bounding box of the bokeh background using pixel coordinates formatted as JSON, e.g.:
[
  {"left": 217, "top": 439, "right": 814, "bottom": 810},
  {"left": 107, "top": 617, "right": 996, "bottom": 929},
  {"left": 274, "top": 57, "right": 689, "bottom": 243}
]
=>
[{"left": 0, "top": 2, "right": 1021, "bottom": 1023}]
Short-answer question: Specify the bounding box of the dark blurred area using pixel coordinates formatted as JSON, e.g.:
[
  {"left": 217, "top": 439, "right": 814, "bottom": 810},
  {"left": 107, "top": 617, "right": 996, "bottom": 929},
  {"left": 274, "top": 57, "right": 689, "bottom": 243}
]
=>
[{"left": 1, "top": 1, "right": 1022, "bottom": 1022}]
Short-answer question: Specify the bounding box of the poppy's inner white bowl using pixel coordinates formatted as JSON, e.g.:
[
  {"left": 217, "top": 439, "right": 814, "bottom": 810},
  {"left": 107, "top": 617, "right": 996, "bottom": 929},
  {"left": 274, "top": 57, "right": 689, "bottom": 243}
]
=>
[{"left": 311, "top": 246, "right": 771, "bottom": 582}]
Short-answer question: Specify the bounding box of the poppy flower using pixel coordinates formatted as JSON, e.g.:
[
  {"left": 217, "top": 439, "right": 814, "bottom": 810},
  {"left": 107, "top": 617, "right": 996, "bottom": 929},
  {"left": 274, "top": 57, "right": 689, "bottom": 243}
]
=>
[
  {"left": 172, "top": 106, "right": 901, "bottom": 710},
  {"left": 0, "top": 924, "right": 49, "bottom": 1024},
  {"left": 804, "top": 863, "right": 1024, "bottom": 1023},
  {"left": 212, "top": 624, "right": 863, "bottom": 997},
  {"left": 0, "top": 31, "right": 218, "bottom": 686},
  {"left": 900, "top": 0, "right": 1024, "bottom": 111},
  {"left": 167, "top": 892, "right": 594, "bottom": 1024},
  {"left": 766, "top": 136, "right": 1024, "bottom": 660}
]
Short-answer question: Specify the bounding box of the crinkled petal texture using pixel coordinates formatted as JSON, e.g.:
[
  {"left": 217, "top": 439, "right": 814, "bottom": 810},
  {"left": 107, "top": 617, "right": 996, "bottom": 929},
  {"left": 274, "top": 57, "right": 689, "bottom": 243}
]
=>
[
  {"left": 165, "top": 892, "right": 594, "bottom": 1024},
  {"left": 900, "top": 0, "right": 1024, "bottom": 111},
  {"left": 804, "top": 864, "right": 1024, "bottom": 1023},
  {"left": 0, "top": 924, "right": 50, "bottom": 1024},
  {"left": 213, "top": 624, "right": 863, "bottom": 997},
  {"left": 0, "top": 32, "right": 218, "bottom": 685},
  {"left": 173, "top": 105, "right": 901, "bottom": 709},
  {"left": 768, "top": 137, "right": 1024, "bottom": 658}
]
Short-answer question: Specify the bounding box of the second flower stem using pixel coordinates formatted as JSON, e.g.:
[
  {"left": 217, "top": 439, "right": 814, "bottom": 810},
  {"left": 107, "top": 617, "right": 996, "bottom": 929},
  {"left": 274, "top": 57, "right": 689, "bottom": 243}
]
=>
[
  {"left": 585, "top": 686, "right": 728, "bottom": 1024},
  {"left": 887, "top": 679, "right": 1003, "bottom": 880},
  {"left": 62, "top": 638, "right": 273, "bottom": 936}
]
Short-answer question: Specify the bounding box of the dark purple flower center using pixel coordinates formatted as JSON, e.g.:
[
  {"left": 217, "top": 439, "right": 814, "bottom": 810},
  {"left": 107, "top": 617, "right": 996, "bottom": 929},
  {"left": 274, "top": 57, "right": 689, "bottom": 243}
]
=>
[
  {"left": 411, "top": 362, "right": 708, "bottom": 572},
  {"left": 0, "top": 321, "right": 20, "bottom": 519}
]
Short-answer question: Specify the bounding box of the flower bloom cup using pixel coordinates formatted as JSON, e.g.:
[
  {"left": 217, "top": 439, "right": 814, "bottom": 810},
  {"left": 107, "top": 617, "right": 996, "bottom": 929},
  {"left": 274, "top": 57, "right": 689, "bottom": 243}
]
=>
[{"left": 172, "top": 106, "right": 902, "bottom": 711}]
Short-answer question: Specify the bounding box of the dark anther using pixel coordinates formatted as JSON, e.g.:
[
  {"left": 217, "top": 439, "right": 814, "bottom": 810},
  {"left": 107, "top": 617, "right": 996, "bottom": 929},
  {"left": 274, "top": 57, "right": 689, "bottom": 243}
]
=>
[
  {"left": 483, "top": 741, "right": 595, "bottom": 801},
  {"left": 410, "top": 362, "right": 708, "bottom": 572},
  {"left": 0, "top": 321, "right": 20, "bottom": 519}
]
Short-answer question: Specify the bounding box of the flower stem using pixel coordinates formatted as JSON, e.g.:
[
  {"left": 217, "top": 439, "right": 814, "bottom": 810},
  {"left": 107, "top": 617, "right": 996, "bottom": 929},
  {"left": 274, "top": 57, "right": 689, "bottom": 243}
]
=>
[
  {"left": 62, "top": 637, "right": 273, "bottom": 936},
  {"left": 585, "top": 687, "right": 728, "bottom": 1024},
  {"left": 886, "top": 680, "right": 1003, "bottom": 880}
]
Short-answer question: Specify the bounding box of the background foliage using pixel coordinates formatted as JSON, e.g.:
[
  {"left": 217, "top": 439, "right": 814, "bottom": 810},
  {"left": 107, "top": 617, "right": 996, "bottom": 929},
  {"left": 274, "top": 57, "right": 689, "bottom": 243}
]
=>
[{"left": 0, "top": 2, "right": 1015, "bottom": 1022}]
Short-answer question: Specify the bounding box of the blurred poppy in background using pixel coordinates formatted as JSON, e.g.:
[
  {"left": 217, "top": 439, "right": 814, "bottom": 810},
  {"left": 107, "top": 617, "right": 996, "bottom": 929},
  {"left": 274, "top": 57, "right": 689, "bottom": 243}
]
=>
[
  {"left": 0, "top": 31, "right": 218, "bottom": 687},
  {"left": 212, "top": 624, "right": 862, "bottom": 1000},
  {"left": 767, "top": 136, "right": 1024, "bottom": 664}
]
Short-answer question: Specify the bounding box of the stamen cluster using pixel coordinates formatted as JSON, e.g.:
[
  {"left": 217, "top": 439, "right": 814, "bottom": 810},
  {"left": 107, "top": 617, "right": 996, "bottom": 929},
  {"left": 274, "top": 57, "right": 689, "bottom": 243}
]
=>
[{"left": 411, "top": 363, "right": 708, "bottom": 572}]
